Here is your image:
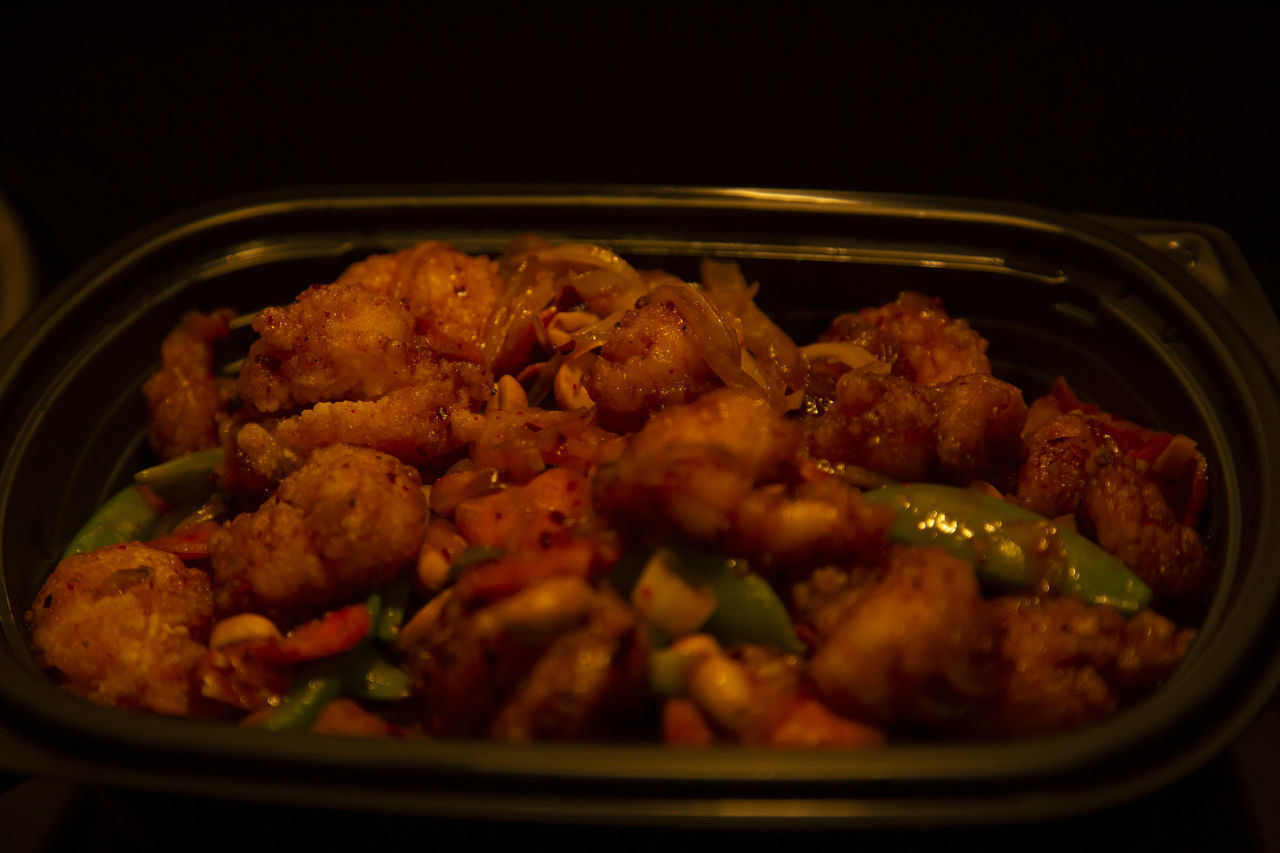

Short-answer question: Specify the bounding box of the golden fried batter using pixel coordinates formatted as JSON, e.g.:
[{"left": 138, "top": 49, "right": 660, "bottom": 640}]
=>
[
  {"left": 238, "top": 283, "right": 421, "bottom": 414},
  {"left": 1016, "top": 413, "right": 1115, "bottom": 518},
  {"left": 1080, "top": 456, "right": 1215, "bottom": 606},
  {"left": 822, "top": 291, "right": 991, "bottom": 385},
  {"left": 808, "top": 371, "right": 938, "bottom": 482},
  {"left": 728, "top": 478, "right": 893, "bottom": 575},
  {"left": 969, "top": 596, "right": 1194, "bottom": 737},
  {"left": 142, "top": 308, "right": 236, "bottom": 460},
  {"left": 593, "top": 388, "right": 801, "bottom": 541},
  {"left": 334, "top": 241, "right": 502, "bottom": 357},
  {"left": 933, "top": 373, "right": 1028, "bottom": 489},
  {"left": 583, "top": 283, "right": 737, "bottom": 432},
  {"left": 28, "top": 543, "right": 212, "bottom": 715},
  {"left": 489, "top": 589, "right": 648, "bottom": 741},
  {"left": 808, "top": 546, "right": 999, "bottom": 729},
  {"left": 808, "top": 371, "right": 1027, "bottom": 489},
  {"left": 209, "top": 444, "right": 426, "bottom": 623},
  {"left": 273, "top": 359, "right": 490, "bottom": 467}
]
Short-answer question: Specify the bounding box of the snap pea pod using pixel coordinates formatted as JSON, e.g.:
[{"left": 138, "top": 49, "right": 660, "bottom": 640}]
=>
[
  {"left": 862, "top": 483, "right": 1152, "bottom": 614},
  {"left": 257, "top": 588, "right": 416, "bottom": 730},
  {"left": 258, "top": 592, "right": 384, "bottom": 731},
  {"left": 62, "top": 448, "right": 227, "bottom": 558},
  {"left": 446, "top": 545, "right": 507, "bottom": 583},
  {"left": 374, "top": 573, "right": 412, "bottom": 644},
  {"left": 697, "top": 555, "right": 807, "bottom": 655},
  {"left": 61, "top": 485, "right": 159, "bottom": 558},
  {"left": 133, "top": 447, "right": 224, "bottom": 505},
  {"left": 616, "top": 543, "right": 806, "bottom": 655},
  {"left": 256, "top": 665, "right": 346, "bottom": 732},
  {"left": 348, "top": 653, "right": 412, "bottom": 701}
]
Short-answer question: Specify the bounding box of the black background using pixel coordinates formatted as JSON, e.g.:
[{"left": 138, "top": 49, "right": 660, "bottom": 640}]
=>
[{"left": 2, "top": 2, "right": 1278, "bottom": 849}]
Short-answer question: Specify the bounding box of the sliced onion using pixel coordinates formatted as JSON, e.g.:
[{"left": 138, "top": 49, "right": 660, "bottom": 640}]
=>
[
  {"left": 641, "top": 283, "right": 763, "bottom": 395},
  {"left": 555, "top": 350, "right": 599, "bottom": 411},
  {"left": 545, "top": 310, "right": 601, "bottom": 349},
  {"left": 481, "top": 263, "right": 558, "bottom": 375},
  {"left": 800, "top": 341, "right": 891, "bottom": 375},
  {"left": 567, "top": 306, "right": 631, "bottom": 351}
]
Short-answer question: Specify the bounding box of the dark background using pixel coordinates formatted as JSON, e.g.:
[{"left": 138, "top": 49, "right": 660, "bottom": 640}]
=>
[{"left": 2, "top": 2, "right": 1278, "bottom": 849}]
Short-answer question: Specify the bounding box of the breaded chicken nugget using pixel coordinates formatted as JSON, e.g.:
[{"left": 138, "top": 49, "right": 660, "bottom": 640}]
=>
[
  {"left": 209, "top": 444, "right": 427, "bottom": 623},
  {"left": 28, "top": 543, "right": 212, "bottom": 715}
]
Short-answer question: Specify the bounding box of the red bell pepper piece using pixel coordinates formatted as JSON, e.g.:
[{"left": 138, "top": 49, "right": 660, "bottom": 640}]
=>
[
  {"left": 147, "top": 520, "right": 221, "bottom": 559},
  {"left": 249, "top": 604, "right": 372, "bottom": 665}
]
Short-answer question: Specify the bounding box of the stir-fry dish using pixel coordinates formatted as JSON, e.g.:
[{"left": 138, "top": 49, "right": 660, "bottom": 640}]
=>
[{"left": 26, "top": 236, "right": 1215, "bottom": 745}]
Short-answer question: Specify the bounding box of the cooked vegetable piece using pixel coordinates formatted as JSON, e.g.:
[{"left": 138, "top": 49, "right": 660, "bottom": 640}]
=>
[
  {"left": 133, "top": 447, "right": 224, "bottom": 505},
  {"left": 375, "top": 573, "right": 413, "bottom": 644},
  {"left": 631, "top": 549, "right": 718, "bottom": 637},
  {"left": 146, "top": 519, "right": 221, "bottom": 560},
  {"left": 62, "top": 484, "right": 160, "bottom": 558},
  {"left": 257, "top": 591, "right": 412, "bottom": 729},
  {"left": 349, "top": 653, "right": 412, "bottom": 701},
  {"left": 862, "top": 483, "right": 1152, "bottom": 614},
  {"left": 617, "top": 544, "right": 806, "bottom": 654},
  {"left": 447, "top": 545, "right": 507, "bottom": 582},
  {"left": 256, "top": 669, "right": 345, "bottom": 733}
]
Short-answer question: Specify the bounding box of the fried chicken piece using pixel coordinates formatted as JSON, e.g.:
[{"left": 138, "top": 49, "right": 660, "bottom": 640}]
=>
[
  {"left": 142, "top": 308, "right": 236, "bottom": 460},
  {"left": 967, "top": 596, "right": 1193, "bottom": 737},
  {"left": 1079, "top": 456, "right": 1215, "bottom": 606},
  {"left": 27, "top": 543, "right": 213, "bottom": 715},
  {"left": 807, "top": 370, "right": 1027, "bottom": 488},
  {"left": 727, "top": 477, "right": 893, "bottom": 575},
  {"left": 593, "top": 388, "right": 801, "bottom": 542},
  {"left": 821, "top": 291, "right": 991, "bottom": 386},
  {"left": 807, "top": 546, "right": 1000, "bottom": 730},
  {"left": 489, "top": 589, "right": 649, "bottom": 741},
  {"left": 209, "top": 444, "right": 426, "bottom": 624},
  {"left": 583, "top": 282, "right": 738, "bottom": 432},
  {"left": 807, "top": 371, "right": 938, "bottom": 482},
  {"left": 272, "top": 359, "right": 490, "bottom": 467},
  {"left": 452, "top": 405, "right": 626, "bottom": 482},
  {"left": 404, "top": 560, "right": 638, "bottom": 738},
  {"left": 221, "top": 358, "right": 489, "bottom": 493},
  {"left": 333, "top": 241, "right": 503, "bottom": 358},
  {"left": 1015, "top": 412, "right": 1116, "bottom": 518},
  {"left": 933, "top": 373, "right": 1028, "bottom": 489},
  {"left": 237, "top": 283, "right": 421, "bottom": 414}
]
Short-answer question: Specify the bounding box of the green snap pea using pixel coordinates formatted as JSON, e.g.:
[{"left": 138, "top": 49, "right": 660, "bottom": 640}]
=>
[
  {"left": 862, "top": 483, "right": 1152, "bottom": 614},
  {"left": 258, "top": 591, "right": 415, "bottom": 731},
  {"left": 62, "top": 448, "right": 228, "bottom": 558},
  {"left": 133, "top": 447, "right": 224, "bottom": 505},
  {"left": 349, "top": 654, "right": 412, "bottom": 701},
  {"left": 695, "top": 554, "right": 807, "bottom": 655},
  {"left": 62, "top": 484, "right": 159, "bottom": 558},
  {"left": 375, "top": 573, "right": 412, "bottom": 644},
  {"left": 446, "top": 545, "right": 507, "bottom": 582},
  {"left": 618, "top": 543, "right": 806, "bottom": 655},
  {"left": 256, "top": 669, "right": 345, "bottom": 732}
]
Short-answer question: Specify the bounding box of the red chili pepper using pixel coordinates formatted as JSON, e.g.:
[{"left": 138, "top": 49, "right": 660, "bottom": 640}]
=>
[
  {"left": 147, "top": 520, "right": 221, "bottom": 559},
  {"left": 249, "top": 604, "right": 372, "bottom": 665}
]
